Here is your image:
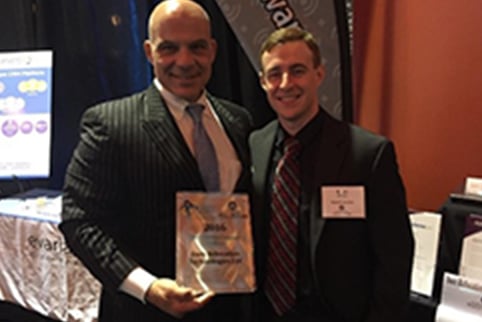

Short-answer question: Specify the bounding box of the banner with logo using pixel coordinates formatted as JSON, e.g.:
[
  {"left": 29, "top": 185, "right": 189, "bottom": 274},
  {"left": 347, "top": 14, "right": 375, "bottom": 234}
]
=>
[
  {"left": 0, "top": 197, "right": 100, "bottom": 322},
  {"left": 214, "top": 0, "right": 352, "bottom": 120}
]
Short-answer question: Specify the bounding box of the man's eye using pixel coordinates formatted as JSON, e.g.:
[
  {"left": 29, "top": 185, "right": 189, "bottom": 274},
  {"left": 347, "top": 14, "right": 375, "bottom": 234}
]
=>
[
  {"left": 292, "top": 68, "right": 306, "bottom": 76},
  {"left": 158, "top": 45, "right": 177, "bottom": 54},
  {"left": 267, "top": 72, "right": 281, "bottom": 81},
  {"left": 190, "top": 42, "right": 208, "bottom": 53}
]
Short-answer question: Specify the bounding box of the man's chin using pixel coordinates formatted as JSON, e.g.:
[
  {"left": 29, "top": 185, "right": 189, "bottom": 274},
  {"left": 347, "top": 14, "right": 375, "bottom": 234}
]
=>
[
  {"left": 274, "top": 106, "right": 300, "bottom": 118},
  {"left": 173, "top": 89, "right": 202, "bottom": 102}
]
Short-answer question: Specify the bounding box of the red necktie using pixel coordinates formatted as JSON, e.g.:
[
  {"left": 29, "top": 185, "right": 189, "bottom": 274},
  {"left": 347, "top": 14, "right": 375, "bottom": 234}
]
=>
[{"left": 264, "top": 136, "right": 301, "bottom": 316}]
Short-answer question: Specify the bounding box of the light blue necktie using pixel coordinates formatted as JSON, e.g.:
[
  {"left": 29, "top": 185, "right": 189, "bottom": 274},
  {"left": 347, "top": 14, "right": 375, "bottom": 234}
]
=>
[{"left": 186, "top": 104, "right": 220, "bottom": 191}]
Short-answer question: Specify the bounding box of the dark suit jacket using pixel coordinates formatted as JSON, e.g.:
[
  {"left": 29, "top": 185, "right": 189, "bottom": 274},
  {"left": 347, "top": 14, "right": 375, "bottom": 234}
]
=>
[
  {"left": 59, "top": 84, "right": 253, "bottom": 322},
  {"left": 249, "top": 109, "right": 414, "bottom": 322}
]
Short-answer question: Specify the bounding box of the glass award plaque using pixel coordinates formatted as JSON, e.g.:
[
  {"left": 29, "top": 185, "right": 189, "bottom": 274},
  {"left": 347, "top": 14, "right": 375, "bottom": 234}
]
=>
[{"left": 176, "top": 191, "right": 256, "bottom": 293}]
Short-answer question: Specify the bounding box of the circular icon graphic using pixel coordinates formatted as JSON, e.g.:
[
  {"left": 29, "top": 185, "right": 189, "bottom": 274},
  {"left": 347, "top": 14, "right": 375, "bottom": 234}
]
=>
[
  {"left": 35, "top": 120, "right": 48, "bottom": 133},
  {"left": 2, "top": 120, "right": 19, "bottom": 137},
  {"left": 20, "top": 121, "right": 34, "bottom": 134},
  {"left": 0, "top": 96, "right": 26, "bottom": 115}
]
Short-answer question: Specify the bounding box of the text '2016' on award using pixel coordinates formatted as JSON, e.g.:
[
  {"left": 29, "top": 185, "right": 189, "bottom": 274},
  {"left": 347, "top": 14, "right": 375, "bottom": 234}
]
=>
[{"left": 176, "top": 192, "right": 256, "bottom": 293}]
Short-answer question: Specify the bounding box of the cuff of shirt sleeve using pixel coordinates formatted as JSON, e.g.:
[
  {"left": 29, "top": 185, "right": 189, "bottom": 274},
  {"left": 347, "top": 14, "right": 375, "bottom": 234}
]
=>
[{"left": 119, "top": 267, "right": 157, "bottom": 304}]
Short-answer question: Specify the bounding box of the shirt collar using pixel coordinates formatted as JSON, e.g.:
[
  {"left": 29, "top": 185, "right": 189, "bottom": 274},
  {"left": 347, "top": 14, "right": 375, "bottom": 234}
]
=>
[
  {"left": 153, "top": 78, "right": 209, "bottom": 121},
  {"left": 276, "top": 108, "right": 324, "bottom": 151}
]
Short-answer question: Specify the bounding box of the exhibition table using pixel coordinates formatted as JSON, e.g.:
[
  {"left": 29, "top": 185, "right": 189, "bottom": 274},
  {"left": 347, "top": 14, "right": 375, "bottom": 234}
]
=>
[
  {"left": 3, "top": 189, "right": 479, "bottom": 321},
  {"left": 0, "top": 189, "right": 100, "bottom": 322}
]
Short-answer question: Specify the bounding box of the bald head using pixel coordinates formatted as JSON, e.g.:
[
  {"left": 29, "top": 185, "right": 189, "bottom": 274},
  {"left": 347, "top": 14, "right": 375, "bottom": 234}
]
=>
[
  {"left": 148, "top": 0, "right": 211, "bottom": 41},
  {"left": 143, "top": 0, "right": 217, "bottom": 102}
]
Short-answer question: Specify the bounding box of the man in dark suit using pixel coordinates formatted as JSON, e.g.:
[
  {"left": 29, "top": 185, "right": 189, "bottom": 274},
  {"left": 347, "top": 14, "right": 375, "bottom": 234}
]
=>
[
  {"left": 59, "top": 1, "right": 252, "bottom": 321},
  {"left": 250, "top": 27, "right": 414, "bottom": 322}
]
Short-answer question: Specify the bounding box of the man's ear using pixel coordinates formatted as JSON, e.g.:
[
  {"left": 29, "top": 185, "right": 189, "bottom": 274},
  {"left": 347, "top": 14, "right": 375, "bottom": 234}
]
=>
[
  {"left": 209, "top": 38, "right": 218, "bottom": 63},
  {"left": 259, "top": 71, "right": 268, "bottom": 91},
  {"left": 315, "top": 65, "right": 325, "bottom": 85},
  {"left": 143, "top": 40, "right": 153, "bottom": 64}
]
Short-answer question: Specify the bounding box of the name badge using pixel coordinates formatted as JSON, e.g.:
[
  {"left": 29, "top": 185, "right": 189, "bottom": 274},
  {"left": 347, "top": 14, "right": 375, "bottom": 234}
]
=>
[{"left": 321, "top": 186, "right": 366, "bottom": 219}]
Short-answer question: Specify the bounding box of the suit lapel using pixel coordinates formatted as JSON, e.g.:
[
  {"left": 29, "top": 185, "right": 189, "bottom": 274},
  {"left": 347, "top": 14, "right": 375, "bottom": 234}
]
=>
[
  {"left": 310, "top": 111, "right": 349, "bottom": 262},
  {"left": 251, "top": 121, "right": 278, "bottom": 198},
  {"left": 250, "top": 121, "right": 278, "bottom": 276},
  {"left": 140, "top": 85, "right": 204, "bottom": 188}
]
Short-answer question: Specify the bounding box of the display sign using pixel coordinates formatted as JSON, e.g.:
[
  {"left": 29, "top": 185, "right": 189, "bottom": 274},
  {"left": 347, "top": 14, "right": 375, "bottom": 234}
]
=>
[
  {"left": 409, "top": 212, "right": 442, "bottom": 297},
  {"left": 459, "top": 213, "right": 482, "bottom": 281},
  {"left": 465, "top": 177, "right": 482, "bottom": 196},
  {"left": 435, "top": 273, "right": 482, "bottom": 322},
  {"left": 0, "top": 50, "right": 53, "bottom": 179}
]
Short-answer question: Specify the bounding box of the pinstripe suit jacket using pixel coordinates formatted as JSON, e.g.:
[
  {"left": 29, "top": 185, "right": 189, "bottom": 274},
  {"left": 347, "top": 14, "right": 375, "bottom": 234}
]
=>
[{"left": 59, "top": 84, "right": 253, "bottom": 322}]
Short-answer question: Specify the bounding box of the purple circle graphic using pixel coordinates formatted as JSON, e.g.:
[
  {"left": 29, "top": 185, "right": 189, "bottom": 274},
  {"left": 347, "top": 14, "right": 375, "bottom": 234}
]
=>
[
  {"left": 35, "top": 120, "right": 48, "bottom": 134},
  {"left": 20, "top": 121, "right": 34, "bottom": 134},
  {"left": 2, "top": 120, "right": 19, "bottom": 137}
]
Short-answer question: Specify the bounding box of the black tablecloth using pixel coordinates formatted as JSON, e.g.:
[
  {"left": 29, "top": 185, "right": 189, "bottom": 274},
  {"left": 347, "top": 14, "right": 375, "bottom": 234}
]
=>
[{"left": 0, "top": 302, "right": 59, "bottom": 322}]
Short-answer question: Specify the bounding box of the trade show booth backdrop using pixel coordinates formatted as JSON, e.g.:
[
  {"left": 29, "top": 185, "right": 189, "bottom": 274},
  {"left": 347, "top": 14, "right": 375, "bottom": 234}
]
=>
[{"left": 0, "top": 0, "right": 353, "bottom": 193}]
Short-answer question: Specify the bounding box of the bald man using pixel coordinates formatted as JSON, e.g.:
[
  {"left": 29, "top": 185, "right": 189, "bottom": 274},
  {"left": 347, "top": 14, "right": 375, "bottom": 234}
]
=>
[{"left": 60, "top": 1, "right": 253, "bottom": 321}]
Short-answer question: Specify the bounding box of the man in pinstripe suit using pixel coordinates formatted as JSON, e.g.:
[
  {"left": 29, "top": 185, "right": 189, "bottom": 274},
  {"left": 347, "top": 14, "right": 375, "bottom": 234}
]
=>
[{"left": 59, "top": 1, "right": 253, "bottom": 321}]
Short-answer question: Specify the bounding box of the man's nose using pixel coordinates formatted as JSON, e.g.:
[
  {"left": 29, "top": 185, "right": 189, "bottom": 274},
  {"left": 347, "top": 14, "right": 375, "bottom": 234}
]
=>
[
  {"left": 176, "top": 47, "right": 195, "bottom": 66},
  {"left": 279, "top": 72, "right": 292, "bottom": 88}
]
